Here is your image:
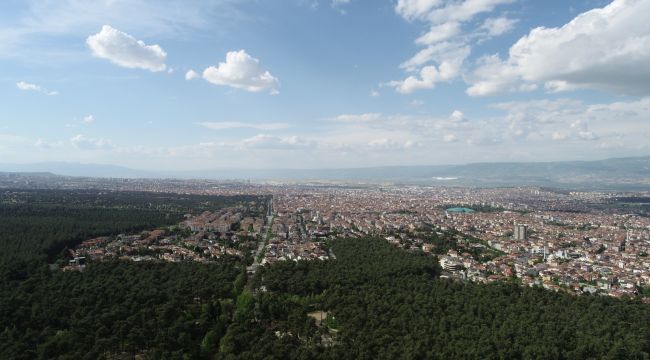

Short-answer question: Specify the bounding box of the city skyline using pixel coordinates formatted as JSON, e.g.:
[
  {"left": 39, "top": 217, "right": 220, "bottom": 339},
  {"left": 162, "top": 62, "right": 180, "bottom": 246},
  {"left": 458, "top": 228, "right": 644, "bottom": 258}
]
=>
[{"left": 2, "top": 0, "right": 649, "bottom": 170}]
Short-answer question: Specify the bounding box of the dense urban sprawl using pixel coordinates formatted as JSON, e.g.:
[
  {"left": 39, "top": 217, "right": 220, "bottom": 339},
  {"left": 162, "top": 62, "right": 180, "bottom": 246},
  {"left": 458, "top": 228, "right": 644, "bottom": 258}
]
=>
[{"left": 29, "top": 174, "right": 648, "bottom": 298}]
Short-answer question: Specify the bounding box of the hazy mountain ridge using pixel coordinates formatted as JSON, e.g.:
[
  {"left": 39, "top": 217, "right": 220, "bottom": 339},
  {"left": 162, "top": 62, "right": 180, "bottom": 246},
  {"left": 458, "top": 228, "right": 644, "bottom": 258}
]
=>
[{"left": 1, "top": 156, "right": 649, "bottom": 189}]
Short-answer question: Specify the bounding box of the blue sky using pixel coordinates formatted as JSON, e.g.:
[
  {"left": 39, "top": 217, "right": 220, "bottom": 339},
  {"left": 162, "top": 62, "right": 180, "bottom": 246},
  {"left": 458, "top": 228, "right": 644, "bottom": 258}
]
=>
[{"left": 1, "top": 0, "right": 648, "bottom": 170}]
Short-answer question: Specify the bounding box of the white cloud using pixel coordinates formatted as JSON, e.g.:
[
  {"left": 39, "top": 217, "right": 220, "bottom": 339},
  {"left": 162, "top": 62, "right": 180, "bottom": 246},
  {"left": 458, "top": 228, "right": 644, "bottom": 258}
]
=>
[
  {"left": 570, "top": 119, "right": 599, "bottom": 141},
  {"left": 465, "top": 54, "right": 520, "bottom": 96},
  {"left": 16, "top": 81, "right": 40, "bottom": 91},
  {"left": 492, "top": 99, "right": 583, "bottom": 124},
  {"left": 334, "top": 113, "right": 383, "bottom": 122},
  {"left": 478, "top": 17, "right": 518, "bottom": 37},
  {"left": 490, "top": 97, "right": 650, "bottom": 144},
  {"left": 391, "top": 50, "right": 468, "bottom": 94},
  {"left": 324, "top": 97, "right": 650, "bottom": 161},
  {"left": 415, "top": 22, "right": 461, "bottom": 46},
  {"left": 35, "top": 139, "right": 63, "bottom": 149},
  {"left": 185, "top": 69, "right": 199, "bottom": 80},
  {"left": 391, "top": 0, "right": 513, "bottom": 93},
  {"left": 393, "top": 67, "right": 437, "bottom": 93},
  {"left": 0, "top": 1, "right": 243, "bottom": 60},
  {"left": 5, "top": 96, "right": 646, "bottom": 168},
  {"left": 16, "top": 81, "right": 58, "bottom": 95},
  {"left": 367, "top": 138, "right": 417, "bottom": 150},
  {"left": 467, "top": 0, "right": 650, "bottom": 96},
  {"left": 424, "top": 0, "right": 515, "bottom": 24},
  {"left": 199, "top": 121, "right": 290, "bottom": 131},
  {"left": 400, "top": 40, "right": 470, "bottom": 72},
  {"left": 325, "top": 112, "right": 473, "bottom": 150},
  {"left": 552, "top": 132, "right": 568, "bottom": 141},
  {"left": 82, "top": 114, "right": 95, "bottom": 124},
  {"left": 70, "top": 134, "right": 113, "bottom": 150},
  {"left": 86, "top": 25, "right": 167, "bottom": 72},
  {"left": 369, "top": 90, "right": 380, "bottom": 97},
  {"left": 449, "top": 110, "right": 466, "bottom": 122},
  {"left": 202, "top": 50, "right": 279, "bottom": 94},
  {"left": 242, "top": 134, "right": 314, "bottom": 149},
  {"left": 395, "top": 0, "right": 442, "bottom": 21}
]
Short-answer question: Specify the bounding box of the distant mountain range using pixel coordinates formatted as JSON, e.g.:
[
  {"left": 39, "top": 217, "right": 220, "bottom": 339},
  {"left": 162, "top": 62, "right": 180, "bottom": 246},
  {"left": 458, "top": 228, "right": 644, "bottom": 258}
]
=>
[
  {"left": 0, "top": 162, "right": 155, "bottom": 179},
  {"left": 1, "top": 156, "right": 649, "bottom": 190}
]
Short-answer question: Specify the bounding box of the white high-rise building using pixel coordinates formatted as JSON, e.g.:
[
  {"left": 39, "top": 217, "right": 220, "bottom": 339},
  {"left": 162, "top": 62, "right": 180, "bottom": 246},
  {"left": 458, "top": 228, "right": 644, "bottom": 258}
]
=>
[{"left": 514, "top": 224, "right": 528, "bottom": 240}]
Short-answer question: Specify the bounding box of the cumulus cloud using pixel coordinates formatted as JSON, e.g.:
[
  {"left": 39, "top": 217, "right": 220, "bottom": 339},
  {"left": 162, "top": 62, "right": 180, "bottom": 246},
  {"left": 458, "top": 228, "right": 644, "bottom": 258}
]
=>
[
  {"left": 489, "top": 97, "right": 650, "bottom": 144},
  {"left": 324, "top": 96, "right": 650, "bottom": 162},
  {"left": 16, "top": 81, "right": 58, "bottom": 95},
  {"left": 449, "top": 110, "right": 466, "bottom": 122},
  {"left": 14, "top": 96, "right": 645, "bottom": 167},
  {"left": 202, "top": 50, "right": 279, "bottom": 94},
  {"left": 70, "top": 134, "right": 113, "bottom": 150},
  {"left": 492, "top": 99, "right": 583, "bottom": 124},
  {"left": 185, "top": 69, "right": 199, "bottom": 80},
  {"left": 400, "top": 39, "right": 471, "bottom": 72},
  {"left": 467, "top": 0, "right": 650, "bottom": 96},
  {"left": 390, "top": 40, "right": 472, "bottom": 93},
  {"left": 391, "top": 56, "right": 466, "bottom": 93},
  {"left": 86, "top": 25, "right": 167, "bottom": 72},
  {"left": 391, "top": 0, "right": 514, "bottom": 93},
  {"left": 199, "top": 121, "right": 289, "bottom": 131}
]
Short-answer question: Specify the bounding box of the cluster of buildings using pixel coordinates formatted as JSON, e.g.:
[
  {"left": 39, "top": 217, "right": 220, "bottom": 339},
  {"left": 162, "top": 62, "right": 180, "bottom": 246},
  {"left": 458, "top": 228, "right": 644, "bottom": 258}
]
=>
[
  {"left": 48, "top": 176, "right": 650, "bottom": 299},
  {"left": 65, "top": 207, "right": 265, "bottom": 270},
  {"left": 267, "top": 186, "right": 650, "bottom": 298},
  {"left": 260, "top": 211, "right": 330, "bottom": 265},
  {"left": 183, "top": 209, "right": 263, "bottom": 234}
]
